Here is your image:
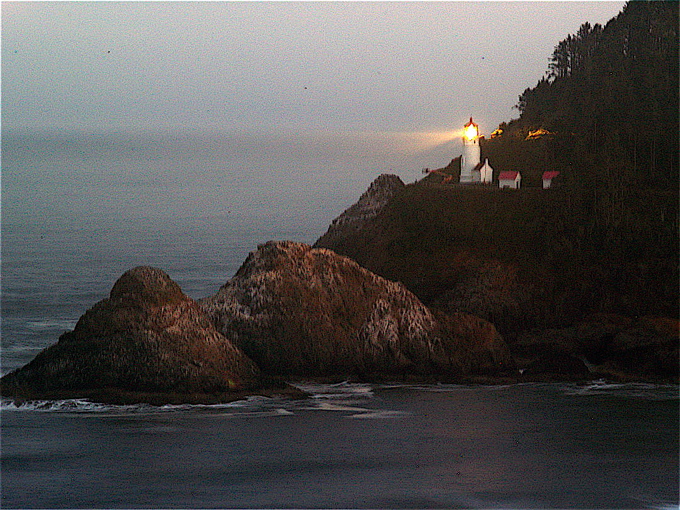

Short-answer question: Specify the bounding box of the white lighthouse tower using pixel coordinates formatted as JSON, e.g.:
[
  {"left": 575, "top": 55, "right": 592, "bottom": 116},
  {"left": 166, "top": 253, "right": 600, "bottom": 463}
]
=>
[{"left": 460, "top": 117, "right": 481, "bottom": 184}]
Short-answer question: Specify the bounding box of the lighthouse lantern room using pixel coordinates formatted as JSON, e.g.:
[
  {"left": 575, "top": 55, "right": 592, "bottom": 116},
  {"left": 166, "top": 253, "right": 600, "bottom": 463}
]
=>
[{"left": 460, "top": 117, "right": 481, "bottom": 184}]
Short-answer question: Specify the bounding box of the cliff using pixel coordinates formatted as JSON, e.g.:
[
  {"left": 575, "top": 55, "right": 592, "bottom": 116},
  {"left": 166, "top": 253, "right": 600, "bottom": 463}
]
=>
[
  {"left": 314, "top": 175, "right": 678, "bottom": 381},
  {"left": 0, "top": 267, "right": 265, "bottom": 404},
  {"left": 199, "top": 241, "right": 514, "bottom": 379}
]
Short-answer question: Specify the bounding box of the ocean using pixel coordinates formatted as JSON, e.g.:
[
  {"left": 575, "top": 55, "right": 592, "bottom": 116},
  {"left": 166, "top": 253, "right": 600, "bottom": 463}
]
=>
[{"left": 1, "top": 131, "right": 678, "bottom": 509}]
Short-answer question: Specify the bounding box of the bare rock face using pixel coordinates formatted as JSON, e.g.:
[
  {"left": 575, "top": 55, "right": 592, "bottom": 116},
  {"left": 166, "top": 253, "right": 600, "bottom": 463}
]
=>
[
  {"left": 200, "top": 241, "right": 514, "bottom": 379},
  {"left": 200, "top": 241, "right": 442, "bottom": 377},
  {"left": 432, "top": 312, "right": 516, "bottom": 375},
  {"left": 1, "top": 267, "right": 262, "bottom": 402},
  {"left": 315, "top": 174, "right": 404, "bottom": 248}
]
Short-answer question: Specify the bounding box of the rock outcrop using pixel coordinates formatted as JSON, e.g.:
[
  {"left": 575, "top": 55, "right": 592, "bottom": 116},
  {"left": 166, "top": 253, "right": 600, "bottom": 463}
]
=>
[
  {"left": 509, "top": 314, "right": 679, "bottom": 381},
  {"left": 200, "top": 241, "right": 513, "bottom": 379},
  {"left": 315, "top": 174, "right": 404, "bottom": 248},
  {"left": 1, "top": 267, "right": 263, "bottom": 403},
  {"left": 200, "top": 241, "right": 437, "bottom": 377},
  {"left": 432, "top": 311, "right": 516, "bottom": 376}
]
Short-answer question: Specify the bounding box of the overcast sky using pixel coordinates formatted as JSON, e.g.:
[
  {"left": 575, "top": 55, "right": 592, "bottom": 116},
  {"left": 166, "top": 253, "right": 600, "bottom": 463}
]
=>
[{"left": 3, "top": 1, "right": 625, "bottom": 136}]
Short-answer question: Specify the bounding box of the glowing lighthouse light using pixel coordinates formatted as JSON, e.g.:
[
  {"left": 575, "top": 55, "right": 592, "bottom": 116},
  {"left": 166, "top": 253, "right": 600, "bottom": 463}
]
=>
[
  {"left": 464, "top": 122, "right": 479, "bottom": 141},
  {"left": 460, "top": 117, "right": 481, "bottom": 184}
]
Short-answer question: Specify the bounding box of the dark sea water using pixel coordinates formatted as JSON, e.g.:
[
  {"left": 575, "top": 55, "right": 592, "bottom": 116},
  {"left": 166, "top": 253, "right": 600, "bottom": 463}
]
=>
[{"left": 1, "top": 131, "right": 678, "bottom": 509}]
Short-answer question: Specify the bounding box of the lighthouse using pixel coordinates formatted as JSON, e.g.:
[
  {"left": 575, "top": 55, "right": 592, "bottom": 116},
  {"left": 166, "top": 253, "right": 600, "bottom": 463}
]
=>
[{"left": 460, "top": 117, "right": 481, "bottom": 184}]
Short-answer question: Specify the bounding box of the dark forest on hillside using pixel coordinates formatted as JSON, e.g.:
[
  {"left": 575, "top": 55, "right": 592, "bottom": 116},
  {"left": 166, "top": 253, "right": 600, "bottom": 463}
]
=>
[
  {"left": 476, "top": 0, "right": 679, "bottom": 309},
  {"left": 483, "top": 0, "right": 678, "bottom": 191}
]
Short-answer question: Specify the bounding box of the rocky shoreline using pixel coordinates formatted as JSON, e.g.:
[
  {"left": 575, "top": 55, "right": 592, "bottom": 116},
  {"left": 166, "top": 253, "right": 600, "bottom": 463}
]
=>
[
  {"left": 2, "top": 177, "right": 677, "bottom": 404},
  {"left": 1, "top": 243, "right": 517, "bottom": 404}
]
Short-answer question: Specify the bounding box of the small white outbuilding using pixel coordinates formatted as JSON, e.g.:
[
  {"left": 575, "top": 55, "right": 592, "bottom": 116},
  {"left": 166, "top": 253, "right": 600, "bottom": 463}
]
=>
[
  {"left": 476, "top": 158, "right": 493, "bottom": 184},
  {"left": 498, "top": 171, "right": 521, "bottom": 189},
  {"left": 542, "top": 171, "right": 561, "bottom": 189}
]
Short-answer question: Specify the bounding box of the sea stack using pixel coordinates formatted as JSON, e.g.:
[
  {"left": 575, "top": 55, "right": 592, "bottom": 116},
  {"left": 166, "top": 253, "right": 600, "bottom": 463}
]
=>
[
  {"left": 199, "top": 241, "right": 514, "bottom": 379},
  {"left": 200, "top": 241, "right": 441, "bottom": 377},
  {"left": 0, "top": 266, "right": 262, "bottom": 403}
]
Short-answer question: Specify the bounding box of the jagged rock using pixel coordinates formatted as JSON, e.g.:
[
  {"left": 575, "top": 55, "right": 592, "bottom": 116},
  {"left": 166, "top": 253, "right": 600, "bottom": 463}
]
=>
[
  {"left": 0, "top": 267, "right": 263, "bottom": 403},
  {"left": 315, "top": 174, "right": 404, "bottom": 247},
  {"left": 200, "top": 241, "right": 514, "bottom": 379}
]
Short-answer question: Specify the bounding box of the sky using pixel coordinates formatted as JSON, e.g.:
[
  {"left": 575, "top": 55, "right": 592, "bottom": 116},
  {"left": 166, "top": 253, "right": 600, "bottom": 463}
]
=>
[{"left": 2, "top": 1, "right": 626, "bottom": 137}]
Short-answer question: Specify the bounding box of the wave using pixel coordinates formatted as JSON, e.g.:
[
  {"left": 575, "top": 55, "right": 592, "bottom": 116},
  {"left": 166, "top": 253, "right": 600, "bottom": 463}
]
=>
[
  {"left": 294, "top": 381, "right": 375, "bottom": 400},
  {"left": 5, "top": 380, "right": 673, "bottom": 416},
  {"left": 0, "top": 394, "right": 294, "bottom": 415},
  {"left": 376, "top": 380, "right": 678, "bottom": 401},
  {"left": 559, "top": 379, "right": 679, "bottom": 400},
  {"left": 0, "top": 383, "right": 398, "bottom": 418},
  {"left": 0, "top": 398, "right": 147, "bottom": 413},
  {"left": 389, "top": 382, "right": 518, "bottom": 392}
]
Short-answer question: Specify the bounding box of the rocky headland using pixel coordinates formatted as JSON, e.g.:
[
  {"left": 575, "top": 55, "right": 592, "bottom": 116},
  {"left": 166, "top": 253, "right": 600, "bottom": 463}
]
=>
[
  {"left": 2, "top": 174, "right": 676, "bottom": 404},
  {"left": 315, "top": 174, "right": 679, "bottom": 383},
  {"left": 317, "top": 173, "right": 405, "bottom": 247}
]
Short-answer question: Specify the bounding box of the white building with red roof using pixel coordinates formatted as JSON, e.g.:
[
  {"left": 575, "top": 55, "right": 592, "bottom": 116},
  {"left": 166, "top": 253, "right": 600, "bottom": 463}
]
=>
[
  {"left": 470, "top": 158, "right": 494, "bottom": 184},
  {"left": 542, "top": 171, "right": 561, "bottom": 189},
  {"left": 498, "top": 171, "right": 521, "bottom": 189}
]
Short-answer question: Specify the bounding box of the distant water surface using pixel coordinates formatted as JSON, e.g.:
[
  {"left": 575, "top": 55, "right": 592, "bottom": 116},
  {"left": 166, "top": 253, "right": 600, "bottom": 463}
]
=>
[
  {"left": 1, "top": 130, "right": 678, "bottom": 509},
  {"left": 2, "top": 129, "right": 454, "bottom": 228}
]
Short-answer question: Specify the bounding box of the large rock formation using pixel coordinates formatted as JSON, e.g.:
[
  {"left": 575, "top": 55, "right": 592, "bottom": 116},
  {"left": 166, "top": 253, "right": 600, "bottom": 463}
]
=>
[
  {"left": 314, "top": 175, "right": 678, "bottom": 382},
  {"left": 1, "top": 267, "right": 263, "bottom": 403},
  {"left": 199, "top": 241, "right": 514, "bottom": 379}
]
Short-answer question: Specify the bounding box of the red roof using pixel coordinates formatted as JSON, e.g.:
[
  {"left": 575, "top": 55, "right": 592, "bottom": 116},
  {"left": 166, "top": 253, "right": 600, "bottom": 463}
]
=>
[
  {"left": 542, "top": 171, "right": 560, "bottom": 180},
  {"left": 498, "top": 171, "right": 519, "bottom": 180},
  {"left": 464, "top": 117, "right": 478, "bottom": 128}
]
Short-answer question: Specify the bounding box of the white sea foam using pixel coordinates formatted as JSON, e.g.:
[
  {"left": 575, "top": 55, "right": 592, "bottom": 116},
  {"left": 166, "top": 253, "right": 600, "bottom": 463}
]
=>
[
  {"left": 0, "top": 398, "right": 141, "bottom": 413},
  {"left": 382, "top": 382, "right": 516, "bottom": 392},
  {"left": 286, "top": 384, "right": 410, "bottom": 418},
  {"left": 294, "top": 381, "right": 375, "bottom": 400},
  {"left": 560, "top": 379, "right": 679, "bottom": 400},
  {"left": 0, "top": 397, "right": 268, "bottom": 415}
]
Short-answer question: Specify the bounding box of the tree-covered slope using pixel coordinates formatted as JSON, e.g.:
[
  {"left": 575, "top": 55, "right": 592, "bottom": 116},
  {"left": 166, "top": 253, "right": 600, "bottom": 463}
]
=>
[{"left": 484, "top": 0, "right": 678, "bottom": 190}]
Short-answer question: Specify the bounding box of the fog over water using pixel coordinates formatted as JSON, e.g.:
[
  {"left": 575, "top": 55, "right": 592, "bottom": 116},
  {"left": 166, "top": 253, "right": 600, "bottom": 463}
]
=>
[
  {"left": 2, "top": 130, "right": 461, "bottom": 230},
  {"left": 3, "top": 2, "right": 626, "bottom": 230}
]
